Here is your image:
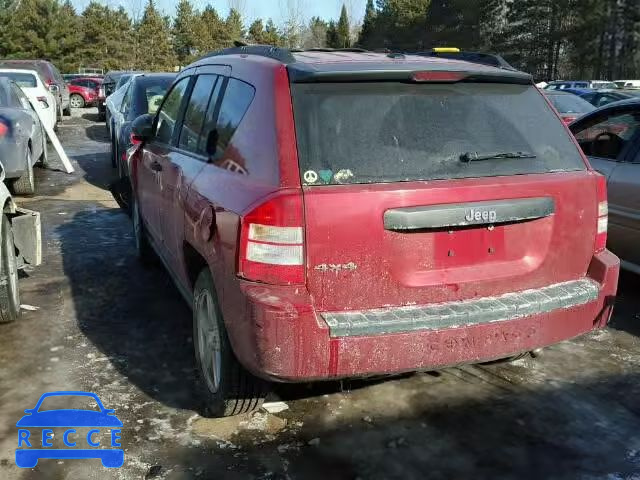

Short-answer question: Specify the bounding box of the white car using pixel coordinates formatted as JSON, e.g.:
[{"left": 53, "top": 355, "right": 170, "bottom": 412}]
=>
[
  {"left": 614, "top": 79, "right": 640, "bottom": 89},
  {"left": 0, "top": 68, "right": 57, "bottom": 132}
]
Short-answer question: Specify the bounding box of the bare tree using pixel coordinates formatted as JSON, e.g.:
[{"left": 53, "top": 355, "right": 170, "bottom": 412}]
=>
[
  {"left": 227, "top": 0, "right": 247, "bottom": 17},
  {"left": 279, "top": 0, "right": 307, "bottom": 48}
]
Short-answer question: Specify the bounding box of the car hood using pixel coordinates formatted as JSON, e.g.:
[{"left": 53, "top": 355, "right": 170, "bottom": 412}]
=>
[{"left": 16, "top": 410, "right": 123, "bottom": 427}]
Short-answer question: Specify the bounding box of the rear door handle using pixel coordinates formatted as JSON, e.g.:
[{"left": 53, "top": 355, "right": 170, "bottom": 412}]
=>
[{"left": 150, "top": 161, "right": 163, "bottom": 172}]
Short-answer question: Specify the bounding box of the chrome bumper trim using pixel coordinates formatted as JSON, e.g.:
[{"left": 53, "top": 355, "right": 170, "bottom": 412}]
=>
[{"left": 322, "top": 279, "right": 599, "bottom": 337}]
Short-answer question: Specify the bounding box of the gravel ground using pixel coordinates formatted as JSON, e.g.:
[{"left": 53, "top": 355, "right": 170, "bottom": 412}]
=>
[{"left": 0, "top": 108, "right": 639, "bottom": 480}]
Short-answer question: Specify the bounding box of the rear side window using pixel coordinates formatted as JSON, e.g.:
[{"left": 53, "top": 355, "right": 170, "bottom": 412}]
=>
[
  {"left": 215, "top": 78, "right": 254, "bottom": 153},
  {"left": 179, "top": 74, "right": 218, "bottom": 154},
  {"left": 292, "top": 82, "right": 586, "bottom": 185},
  {"left": 133, "top": 78, "right": 173, "bottom": 117},
  {"left": 155, "top": 77, "right": 190, "bottom": 145}
]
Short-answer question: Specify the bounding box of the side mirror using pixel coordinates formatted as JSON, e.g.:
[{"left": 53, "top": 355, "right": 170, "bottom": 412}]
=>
[{"left": 131, "top": 114, "right": 154, "bottom": 144}]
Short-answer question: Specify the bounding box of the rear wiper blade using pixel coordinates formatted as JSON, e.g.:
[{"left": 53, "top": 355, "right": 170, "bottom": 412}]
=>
[{"left": 459, "top": 151, "right": 537, "bottom": 163}]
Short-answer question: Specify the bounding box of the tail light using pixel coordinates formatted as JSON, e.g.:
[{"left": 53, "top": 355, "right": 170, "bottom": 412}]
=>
[
  {"left": 36, "top": 96, "right": 49, "bottom": 108},
  {"left": 562, "top": 116, "right": 577, "bottom": 124},
  {"left": 595, "top": 174, "right": 608, "bottom": 252},
  {"left": 98, "top": 87, "right": 105, "bottom": 98},
  {"left": 411, "top": 71, "right": 466, "bottom": 83},
  {"left": 238, "top": 191, "right": 305, "bottom": 285},
  {"left": 0, "top": 118, "right": 8, "bottom": 137}
]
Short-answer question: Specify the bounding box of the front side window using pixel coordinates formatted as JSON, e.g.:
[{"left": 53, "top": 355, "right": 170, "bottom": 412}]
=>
[
  {"left": 155, "top": 77, "right": 190, "bottom": 145},
  {"left": 179, "top": 74, "right": 218, "bottom": 154},
  {"left": 573, "top": 112, "right": 640, "bottom": 160}
]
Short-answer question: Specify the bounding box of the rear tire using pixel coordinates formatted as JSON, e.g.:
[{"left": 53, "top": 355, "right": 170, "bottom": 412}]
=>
[
  {"left": 12, "top": 148, "right": 35, "bottom": 196},
  {"left": 69, "top": 94, "right": 84, "bottom": 109},
  {"left": 0, "top": 215, "right": 21, "bottom": 323},
  {"left": 193, "top": 269, "right": 268, "bottom": 417}
]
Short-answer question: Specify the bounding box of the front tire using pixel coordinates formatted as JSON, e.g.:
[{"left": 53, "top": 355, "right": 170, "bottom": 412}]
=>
[
  {"left": 12, "top": 148, "right": 35, "bottom": 195},
  {"left": 0, "top": 215, "right": 21, "bottom": 323},
  {"left": 193, "top": 269, "right": 267, "bottom": 417},
  {"left": 69, "top": 94, "right": 84, "bottom": 109}
]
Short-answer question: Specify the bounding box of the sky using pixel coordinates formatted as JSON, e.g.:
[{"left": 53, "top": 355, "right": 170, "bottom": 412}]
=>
[{"left": 70, "top": 0, "right": 367, "bottom": 25}]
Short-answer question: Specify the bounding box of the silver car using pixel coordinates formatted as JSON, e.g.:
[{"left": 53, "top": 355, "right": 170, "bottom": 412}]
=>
[
  {"left": 570, "top": 98, "right": 640, "bottom": 272},
  {"left": 0, "top": 77, "right": 46, "bottom": 195}
]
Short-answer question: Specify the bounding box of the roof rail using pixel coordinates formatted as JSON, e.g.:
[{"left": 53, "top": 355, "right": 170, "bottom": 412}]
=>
[
  {"left": 201, "top": 44, "right": 297, "bottom": 64},
  {"left": 414, "top": 49, "right": 515, "bottom": 70},
  {"left": 292, "top": 47, "right": 369, "bottom": 53},
  {"left": 200, "top": 45, "right": 378, "bottom": 64}
]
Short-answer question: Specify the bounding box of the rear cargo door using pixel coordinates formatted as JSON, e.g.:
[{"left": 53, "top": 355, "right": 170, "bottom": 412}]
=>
[{"left": 291, "top": 81, "right": 599, "bottom": 312}]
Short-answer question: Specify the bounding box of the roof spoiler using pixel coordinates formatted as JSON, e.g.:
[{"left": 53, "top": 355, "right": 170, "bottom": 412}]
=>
[{"left": 288, "top": 67, "right": 532, "bottom": 84}]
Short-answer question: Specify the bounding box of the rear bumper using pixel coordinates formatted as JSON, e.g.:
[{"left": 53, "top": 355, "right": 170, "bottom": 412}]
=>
[{"left": 231, "top": 250, "right": 619, "bottom": 382}]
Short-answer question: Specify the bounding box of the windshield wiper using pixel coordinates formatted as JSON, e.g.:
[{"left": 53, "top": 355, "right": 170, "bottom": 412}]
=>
[{"left": 459, "top": 151, "right": 537, "bottom": 163}]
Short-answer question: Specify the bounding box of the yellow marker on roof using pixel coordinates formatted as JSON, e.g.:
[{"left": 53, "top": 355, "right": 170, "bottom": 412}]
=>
[{"left": 433, "top": 47, "right": 461, "bottom": 53}]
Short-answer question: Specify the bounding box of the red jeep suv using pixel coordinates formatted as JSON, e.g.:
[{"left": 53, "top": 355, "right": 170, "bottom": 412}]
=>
[{"left": 129, "top": 46, "right": 620, "bottom": 417}]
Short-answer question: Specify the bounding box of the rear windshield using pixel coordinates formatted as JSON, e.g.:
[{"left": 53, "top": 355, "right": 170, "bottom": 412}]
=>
[
  {"left": 135, "top": 77, "right": 173, "bottom": 115},
  {"left": 292, "top": 82, "right": 586, "bottom": 185},
  {"left": 546, "top": 93, "right": 595, "bottom": 114},
  {"left": 0, "top": 72, "right": 36, "bottom": 88}
]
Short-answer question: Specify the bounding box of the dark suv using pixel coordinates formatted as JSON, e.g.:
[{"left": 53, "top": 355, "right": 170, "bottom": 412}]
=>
[
  {"left": 0, "top": 59, "right": 70, "bottom": 118},
  {"left": 129, "top": 46, "right": 620, "bottom": 417}
]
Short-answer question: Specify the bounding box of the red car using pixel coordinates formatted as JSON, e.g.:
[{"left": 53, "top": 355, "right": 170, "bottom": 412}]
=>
[
  {"left": 67, "top": 77, "right": 104, "bottom": 109},
  {"left": 129, "top": 47, "right": 619, "bottom": 417}
]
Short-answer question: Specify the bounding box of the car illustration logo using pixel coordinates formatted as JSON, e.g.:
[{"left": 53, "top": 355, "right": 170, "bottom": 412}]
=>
[{"left": 15, "top": 391, "right": 123, "bottom": 468}]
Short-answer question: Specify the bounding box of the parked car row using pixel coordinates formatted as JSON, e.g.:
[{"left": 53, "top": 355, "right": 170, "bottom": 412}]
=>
[
  {"left": 107, "top": 46, "right": 621, "bottom": 418},
  {"left": 0, "top": 71, "right": 45, "bottom": 323},
  {"left": 0, "top": 60, "right": 70, "bottom": 120}
]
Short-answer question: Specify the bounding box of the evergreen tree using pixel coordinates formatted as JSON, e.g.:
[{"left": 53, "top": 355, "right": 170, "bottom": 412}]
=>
[
  {"left": 358, "top": 0, "right": 376, "bottom": 47},
  {"left": 173, "top": 0, "right": 198, "bottom": 65},
  {"left": 302, "top": 17, "right": 328, "bottom": 49},
  {"left": 225, "top": 8, "right": 245, "bottom": 46},
  {"left": 81, "top": 3, "right": 135, "bottom": 71},
  {"left": 336, "top": 4, "right": 351, "bottom": 48},
  {"left": 1, "top": 0, "right": 57, "bottom": 59},
  {"left": 248, "top": 18, "right": 265, "bottom": 44},
  {"left": 194, "top": 5, "right": 226, "bottom": 53},
  {"left": 46, "top": 1, "right": 83, "bottom": 72},
  {"left": 136, "top": 0, "right": 176, "bottom": 71},
  {"left": 326, "top": 21, "right": 339, "bottom": 48},
  {"left": 263, "top": 19, "right": 283, "bottom": 46}
]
